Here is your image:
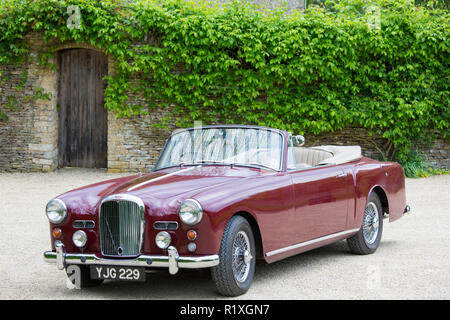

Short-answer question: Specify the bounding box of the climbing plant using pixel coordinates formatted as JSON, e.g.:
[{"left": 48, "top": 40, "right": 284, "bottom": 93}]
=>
[{"left": 0, "top": 0, "right": 448, "bottom": 164}]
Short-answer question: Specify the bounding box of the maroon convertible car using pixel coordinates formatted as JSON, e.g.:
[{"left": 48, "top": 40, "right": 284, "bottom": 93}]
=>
[{"left": 44, "top": 125, "right": 409, "bottom": 296}]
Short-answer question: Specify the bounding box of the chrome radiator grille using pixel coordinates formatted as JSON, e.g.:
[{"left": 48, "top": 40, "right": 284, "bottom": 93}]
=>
[{"left": 99, "top": 196, "right": 144, "bottom": 257}]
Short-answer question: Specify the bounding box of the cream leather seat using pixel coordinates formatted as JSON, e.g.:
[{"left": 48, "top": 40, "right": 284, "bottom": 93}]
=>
[
  {"left": 290, "top": 145, "right": 362, "bottom": 169},
  {"left": 293, "top": 147, "right": 333, "bottom": 167}
]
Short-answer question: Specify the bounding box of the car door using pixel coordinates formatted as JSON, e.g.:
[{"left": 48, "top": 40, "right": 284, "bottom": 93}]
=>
[{"left": 289, "top": 163, "right": 353, "bottom": 244}]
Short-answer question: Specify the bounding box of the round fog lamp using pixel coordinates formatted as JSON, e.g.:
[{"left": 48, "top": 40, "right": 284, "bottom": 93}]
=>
[
  {"left": 187, "top": 242, "right": 197, "bottom": 253},
  {"left": 155, "top": 231, "right": 171, "bottom": 249},
  {"left": 72, "top": 230, "right": 87, "bottom": 248}
]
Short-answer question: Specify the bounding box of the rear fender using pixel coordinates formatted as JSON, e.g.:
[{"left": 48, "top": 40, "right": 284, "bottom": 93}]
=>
[
  {"left": 352, "top": 160, "right": 407, "bottom": 229},
  {"left": 384, "top": 163, "right": 407, "bottom": 222}
]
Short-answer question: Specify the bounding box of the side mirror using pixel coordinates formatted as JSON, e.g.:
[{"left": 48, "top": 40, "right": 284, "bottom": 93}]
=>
[{"left": 293, "top": 135, "right": 305, "bottom": 147}]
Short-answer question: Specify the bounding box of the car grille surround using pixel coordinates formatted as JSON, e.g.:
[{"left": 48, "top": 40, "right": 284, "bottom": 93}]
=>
[{"left": 99, "top": 194, "right": 145, "bottom": 257}]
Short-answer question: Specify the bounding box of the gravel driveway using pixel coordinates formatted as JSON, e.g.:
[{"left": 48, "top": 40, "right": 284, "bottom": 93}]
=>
[{"left": 0, "top": 168, "right": 449, "bottom": 299}]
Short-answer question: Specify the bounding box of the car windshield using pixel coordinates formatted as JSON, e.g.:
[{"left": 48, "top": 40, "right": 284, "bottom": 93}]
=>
[{"left": 155, "top": 127, "right": 284, "bottom": 171}]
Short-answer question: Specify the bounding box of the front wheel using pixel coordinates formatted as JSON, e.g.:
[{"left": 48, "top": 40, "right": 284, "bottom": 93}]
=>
[
  {"left": 211, "top": 216, "right": 256, "bottom": 297},
  {"left": 347, "top": 192, "right": 383, "bottom": 255}
]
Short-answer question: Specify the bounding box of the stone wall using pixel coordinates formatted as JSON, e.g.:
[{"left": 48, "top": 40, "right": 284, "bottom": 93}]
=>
[
  {"left": 303, "top": 128, "right": 449, "bottom": 169},
  {"left": 0, "top": 33, "right": 448, "bottom": 173},
  {"left": 108, "top": 121, "right": 449, "bottom": 172},
  {"left": 0, "top": 33, "right": 177, "bottom": 173},
  {"left": 0, "top": 34, "right": 59, "bottom": 172},
  {"left": 303, "top": 127, "right": 391, "bottom": 161},
  {"left": 107, "top": 110, "right": 175, "bottom": 173},
  {"left": 418, "top": 136, "right": 450, "bottom": 170}
]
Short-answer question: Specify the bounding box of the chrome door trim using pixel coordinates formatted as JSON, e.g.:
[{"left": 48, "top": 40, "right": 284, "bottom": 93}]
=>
[{"left": 265, "top": 228, "right": 360, "bottom": 257}]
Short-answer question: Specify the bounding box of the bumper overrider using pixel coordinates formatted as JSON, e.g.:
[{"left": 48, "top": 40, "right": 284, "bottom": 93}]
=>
[{"left": 43, "top": 243, "right": 219, "bottom": 275}]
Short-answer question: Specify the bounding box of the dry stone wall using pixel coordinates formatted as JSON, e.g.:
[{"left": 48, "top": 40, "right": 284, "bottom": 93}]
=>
[{"left": 0, "top": 33, "right": 448, "bottom": 173}]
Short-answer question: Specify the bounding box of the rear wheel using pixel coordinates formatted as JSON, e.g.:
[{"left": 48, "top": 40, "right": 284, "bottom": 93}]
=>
[
  {"left": 211, "top": 216, "right": 256, "bottom": 297},
  {"left": 347, "top": 192, "right": 383, "bottom": 255}
]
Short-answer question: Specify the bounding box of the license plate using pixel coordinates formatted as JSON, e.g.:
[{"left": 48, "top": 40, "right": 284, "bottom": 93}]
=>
[{"left": 90, "top": 265, "right": 145, "bottom": 282}]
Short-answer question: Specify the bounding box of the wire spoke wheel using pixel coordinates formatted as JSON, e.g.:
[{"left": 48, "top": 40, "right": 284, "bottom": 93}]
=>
[
  {"left": 347, "top": 193, "right": 383, "bottom": 255},
  {"left": 362, "top": 202, "right": 380, "bottom": 245},
  {"left": 232, "top": 231, "right": 252, "bottom": 283},
  {"left": 212, "top": 216, "right": 256, "bottom": 296}
]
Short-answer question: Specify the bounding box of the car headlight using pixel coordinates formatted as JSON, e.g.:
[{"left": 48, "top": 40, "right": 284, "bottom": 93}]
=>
[
  {"left": 178, "top": 199, "right": 203, "bottom": 225},
  {"left": 72, "top": 230, "right": 87, "bottom": 248},
  {"left": 46, "top": 199, "right": 67, "bottom": 224}
]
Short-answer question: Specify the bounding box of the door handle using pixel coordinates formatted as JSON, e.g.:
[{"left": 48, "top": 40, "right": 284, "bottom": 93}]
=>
[{"left": 336, "top": 173, "right": 348, "bottom": 178}]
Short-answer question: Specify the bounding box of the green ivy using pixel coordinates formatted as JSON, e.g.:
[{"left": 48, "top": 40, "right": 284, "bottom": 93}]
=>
[{"left": 0, "top": 0, "right": 448, "bottom": 165}]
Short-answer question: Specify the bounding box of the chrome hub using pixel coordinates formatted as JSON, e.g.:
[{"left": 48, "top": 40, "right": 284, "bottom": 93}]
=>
[
  {"left": 363, "top": 202, "right": 380, "bottom": 245},
  {"left": 232, "top": 231, "right": 253, "bottom": 283}
]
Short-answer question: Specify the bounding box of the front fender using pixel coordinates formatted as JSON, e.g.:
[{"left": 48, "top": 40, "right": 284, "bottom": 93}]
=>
[{"left": 194, "top": 173, "right": 295, "bottom": 259}]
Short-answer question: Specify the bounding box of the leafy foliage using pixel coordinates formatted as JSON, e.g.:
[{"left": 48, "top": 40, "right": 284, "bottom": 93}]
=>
[
  {"left": 0, "top": 0, "right": 448, "bottom": 164},
  {"left": 402, "top": 150, "right": 450, "bottom": 177}
]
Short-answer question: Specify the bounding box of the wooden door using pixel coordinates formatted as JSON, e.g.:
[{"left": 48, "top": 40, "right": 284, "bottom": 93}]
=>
[{"left": 57, "top": 49, "right": 108, "bottom": 168}]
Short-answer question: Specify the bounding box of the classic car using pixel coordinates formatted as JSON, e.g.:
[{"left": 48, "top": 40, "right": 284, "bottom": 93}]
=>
[{"left": 43, "top": 125, "right": 410, "bottom": 296}]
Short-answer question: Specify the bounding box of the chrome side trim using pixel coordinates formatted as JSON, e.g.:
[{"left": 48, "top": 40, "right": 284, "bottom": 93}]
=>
[
  {"left": 265, "top": 228, "right": 360, "bottom": 257},
  {"left": 127, "top": 166, "right": 198, "bottom": 192}
]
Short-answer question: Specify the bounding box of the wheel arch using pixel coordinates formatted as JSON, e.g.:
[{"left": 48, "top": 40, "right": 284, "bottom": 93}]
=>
[
  {"left": 370, "top": 185, "right": 389, "bottom": 216},
  {"left": 233, "top": 211, "right": 264, "bottom": 260}
]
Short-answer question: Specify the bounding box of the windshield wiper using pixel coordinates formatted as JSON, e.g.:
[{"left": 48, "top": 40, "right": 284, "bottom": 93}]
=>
[
  {"left": 197, "top": 160, "right": 225, "bottom": 164},
  {"left": 231, "top": 162, "right": 277, "bottom": 171},
  {"left": 180, "top": 160, "right": 226, "bottom": 167},
  {"left": 177, "top": 160, "right": 276, "bottom": 171}
]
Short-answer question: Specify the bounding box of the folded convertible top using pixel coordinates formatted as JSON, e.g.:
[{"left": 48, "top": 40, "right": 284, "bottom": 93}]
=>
[{"left": 311, "top": 145, "right": 363, "bottom": 165}]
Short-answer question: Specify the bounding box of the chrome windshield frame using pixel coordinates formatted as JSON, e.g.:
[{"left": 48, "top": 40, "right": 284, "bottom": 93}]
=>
[{"left": 153, "top": 125, "right": 287, "bottom": 172}]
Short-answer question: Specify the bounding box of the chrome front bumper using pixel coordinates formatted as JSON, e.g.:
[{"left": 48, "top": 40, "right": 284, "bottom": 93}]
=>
[{"left": 43, "top": 244, "right": 219, "bottom": 275}]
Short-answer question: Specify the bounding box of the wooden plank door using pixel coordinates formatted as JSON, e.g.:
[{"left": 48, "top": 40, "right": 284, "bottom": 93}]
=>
[{"left": 57, "top": 49, "right": 108, "bottom": 168}]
